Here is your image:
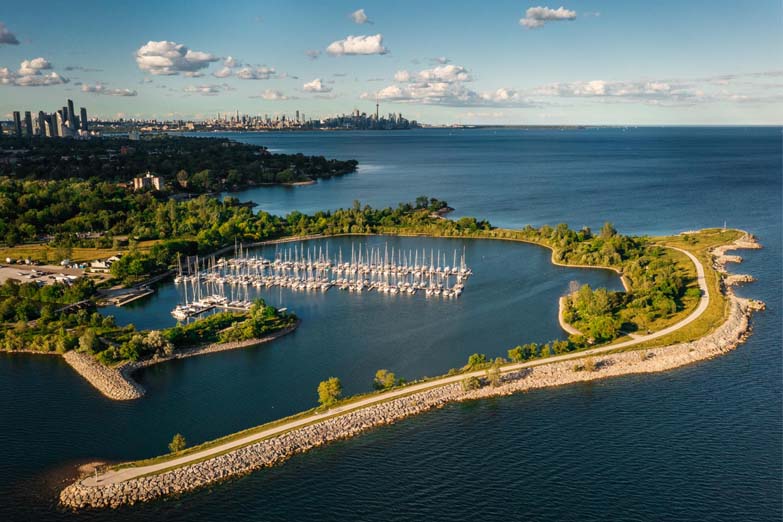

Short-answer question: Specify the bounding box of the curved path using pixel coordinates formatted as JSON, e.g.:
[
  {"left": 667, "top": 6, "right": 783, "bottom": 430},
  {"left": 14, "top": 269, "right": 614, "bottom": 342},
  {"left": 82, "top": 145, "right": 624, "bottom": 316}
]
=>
[{"left": 83, "top": 245, "right": 709, "bottom": 487}]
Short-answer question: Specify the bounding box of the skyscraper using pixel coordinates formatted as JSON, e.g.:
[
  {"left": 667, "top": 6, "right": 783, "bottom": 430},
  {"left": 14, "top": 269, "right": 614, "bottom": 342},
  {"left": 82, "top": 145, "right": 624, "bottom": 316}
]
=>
[
  {"left": 24, "top": 111, "right": 33, "bottom": 137},
  {"left": 67, "top": 99, "right": 76, "bottom": 128},
  {"left": 12, "top": 111, "right": 22, "bottom": 137},
  {"left": 38, "top": 111, "right": 47, "bottom": 137},
  {"left": 80, "top": 107, "right": 88, "bottom": 131},
  {"left": 55, "top": 112, "right": 64, "bottom": 137}
]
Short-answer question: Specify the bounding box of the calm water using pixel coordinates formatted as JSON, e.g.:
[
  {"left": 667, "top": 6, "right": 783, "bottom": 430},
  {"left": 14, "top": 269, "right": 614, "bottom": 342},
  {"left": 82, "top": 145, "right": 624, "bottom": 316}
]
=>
[{"left": 0, "top": 127, "right": 780, "bottom": 521}]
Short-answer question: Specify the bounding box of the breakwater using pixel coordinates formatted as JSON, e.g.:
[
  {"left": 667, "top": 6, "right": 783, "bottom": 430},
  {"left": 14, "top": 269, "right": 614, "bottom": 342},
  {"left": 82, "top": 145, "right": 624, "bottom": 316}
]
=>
[{"left": 61, "top": 322, "right": 299, "bottom": 401}]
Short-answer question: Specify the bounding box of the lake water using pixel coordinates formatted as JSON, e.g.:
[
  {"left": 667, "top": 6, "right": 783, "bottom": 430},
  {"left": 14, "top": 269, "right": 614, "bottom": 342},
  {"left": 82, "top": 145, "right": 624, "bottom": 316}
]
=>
[{"left": 0, "top": 127, "right": 780, "bottom": 521}]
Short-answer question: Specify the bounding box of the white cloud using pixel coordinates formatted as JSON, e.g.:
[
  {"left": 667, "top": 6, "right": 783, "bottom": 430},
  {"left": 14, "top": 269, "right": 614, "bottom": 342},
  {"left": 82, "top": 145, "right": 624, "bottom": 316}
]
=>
[
  {"left": 394, "top": 70, "right": 411, "bottom": 82},
  {"left": 350, "top": 8, "right": 372, "bottom": 24},
  {"left": 326, "top": 34, "right": 388, "bottom": 56},
  {"left": 183, "top": 84, "right": 231, "bottom": 96},
  {"left": 364, "top": 82, "right": 536, "bottom": 107},
  {"left": 259, "top": 89, "right": 289, "bottom": 100},
  {"left": 418, "top": 64, "right": 472, "bottom": 83},
  {"left": 303, "top": 78, "right": 332, "bottom": 93},
  {"left": 305, "top": 49, "right": 321, "bottom": 60},
  {"left": 432, "top": 56, "right": 451, "bottom": 65},
  {"left": 19, "top": 57, "right": 51, "bottom": 75},
  {"left": 223, "top": 56, "right": 239, "bottom": 68},
  {"left": 236, "top": 66, "right": 277, "bottom": 80},
  {"left": 520, "top": 6, "right": 577, "bottom": 29},
  {"left": 212, "top": 66, "right": 232, "bottom": 78},
  {"left": 0, "top": 57, "right": 68, "bottom": 87},
  {"left": 135, "top": 40, "right": 219, "bottom": 75},
  {"left": 0, "top": 22, "right": 19, "bottom": 45},
  {"left": 81, "top": 83, "right": 138, "bottom": 96}
]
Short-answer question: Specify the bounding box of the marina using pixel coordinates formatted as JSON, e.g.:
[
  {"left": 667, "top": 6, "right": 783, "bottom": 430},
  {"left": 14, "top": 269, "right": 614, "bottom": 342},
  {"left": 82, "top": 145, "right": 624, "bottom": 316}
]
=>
[{"left": 172, "top": 242, "right": 472, "bottom": 320}]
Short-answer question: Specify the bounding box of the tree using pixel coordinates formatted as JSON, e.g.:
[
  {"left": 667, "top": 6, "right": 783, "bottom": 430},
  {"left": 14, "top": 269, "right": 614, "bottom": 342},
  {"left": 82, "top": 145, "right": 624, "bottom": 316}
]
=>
[
  {"left": 317, "top": 377, "right": 342, "bottom": 408},
  {"left": 461, "top": 376, "right": 482, "bottom": 392},
  {"left": 486, "top": 365, "right": 501, "bottom": 387},
  {"left": 79, "top": 328, "right": 99, "bottom": 354},
  {"left": 168, "top": 433, "right": 187, "bottom": 453},
  {"left": 508, "top": 346, "right": 525, "bottom": 362},
  {"left": 466, "top": 353, "right": 487, "bottom": 369},
  {"left": 373, "top": 369, "right": 397, "bottom": 390}
]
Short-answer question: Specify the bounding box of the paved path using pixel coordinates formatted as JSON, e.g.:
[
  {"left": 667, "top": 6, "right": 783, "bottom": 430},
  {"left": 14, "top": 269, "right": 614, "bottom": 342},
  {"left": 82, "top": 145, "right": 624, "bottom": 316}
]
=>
[{"left": 84, "top": 246, "right": 709, "bottom": 487}]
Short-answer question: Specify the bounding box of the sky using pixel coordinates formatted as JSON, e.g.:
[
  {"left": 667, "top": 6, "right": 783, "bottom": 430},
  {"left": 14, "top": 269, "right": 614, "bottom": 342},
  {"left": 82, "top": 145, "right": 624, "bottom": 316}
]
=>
[{"left": 1, "top": 0, "right": 781, "bottom": 125}]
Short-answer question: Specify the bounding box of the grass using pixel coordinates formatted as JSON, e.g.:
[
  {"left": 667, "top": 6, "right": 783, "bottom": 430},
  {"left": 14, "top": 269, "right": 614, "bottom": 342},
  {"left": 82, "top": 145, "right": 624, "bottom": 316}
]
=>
[
  {"left": 0, "top": 240, "right": 160, "bottom": 264},
  {"left": 610, "top": 228, "right": 742, "bottom": 351}
]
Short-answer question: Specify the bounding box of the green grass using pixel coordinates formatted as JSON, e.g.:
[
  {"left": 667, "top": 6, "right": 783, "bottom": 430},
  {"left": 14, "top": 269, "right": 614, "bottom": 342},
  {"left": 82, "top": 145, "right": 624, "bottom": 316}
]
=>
[{"left": 0, "top": 240, "right": 160, "bottom": 264}]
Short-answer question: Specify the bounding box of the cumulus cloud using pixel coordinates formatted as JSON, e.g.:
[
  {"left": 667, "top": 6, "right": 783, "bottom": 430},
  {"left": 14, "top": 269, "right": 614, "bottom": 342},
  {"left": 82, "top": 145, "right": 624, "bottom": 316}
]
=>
[
  {"left": 223, "top": 56, "right": 239, "bottom": 68},
  {"left": 350, "top": 8, "right": 372, "bottom": 24},
  {"left": 0, "top": 57, "right": 68, "bottom": 86},
  {"left": 364, "top": 82, "right": 536, "bottom": 107},
  {"left": 326, "top": 34, "right": 388, "bottom": 56},
  {"left": 19, "top": 57, "right": 51, "bottom": 75},
  {"left": 305, "top": 49, "right": 321, "bottom": 60},
  {"left": 0, "top": 22, "right": 19, "bottom": 45},
  {"left": 303, "top": 78, "right": 332, "bottom": 93},
  {"left": 236, "top": 66, "right": 277, "bottom": 80},
  {"left": 394, "top": 70, "right": 411, "bottom": 82},
  {"left": 364, "top": 63, "right": 527, "bottom": 107},
  {"left": 212, "top": 66, "right": 232, "bottom": 78},
  {"left": 418, "top": 64, "right": 472, "bottom": 83},
  {"left": 81, "top": 83, "right": 138, "bottom": 96},
  {"left": 520, "top": 6, "right": 577, "bottom": 29},
  {"left": 135, "top": 40, "right": 219, "bottom": 75},
  {"left": 258, "top": 89, "right": 290, "bottom": 100},
  {"left": 530, "top": 73, "right": 783, "bottom": 106},
  {"left": 183, "top": 83, "right": 232, "bottom": 96}
]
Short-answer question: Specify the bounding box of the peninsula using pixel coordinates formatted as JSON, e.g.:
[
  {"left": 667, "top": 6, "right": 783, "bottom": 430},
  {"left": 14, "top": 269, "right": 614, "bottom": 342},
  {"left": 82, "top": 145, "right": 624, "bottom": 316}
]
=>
[{"left": 58, "top": 225, "right": 764, "bottom": 509}]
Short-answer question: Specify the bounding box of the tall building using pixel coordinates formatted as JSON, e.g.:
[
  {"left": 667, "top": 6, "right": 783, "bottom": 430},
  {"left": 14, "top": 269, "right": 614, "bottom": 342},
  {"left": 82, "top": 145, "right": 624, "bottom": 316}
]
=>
[
  {"left": 38, "top": 111, "right": 47, "bottom": 136},
  {"left": 67, "top": 99, "right": 76, "bottom": 128},
  {"left": 24, "top": 111, "right": 33, "bottom": 137},
  {"left": 12, "top": 111, "right": 22, "bottom": 137},
  {"left": 54, "top": 112, "right": 64, "bottom": 137},
  {"left": 80, "top": 107, "right": 88, "bottom": 131}
]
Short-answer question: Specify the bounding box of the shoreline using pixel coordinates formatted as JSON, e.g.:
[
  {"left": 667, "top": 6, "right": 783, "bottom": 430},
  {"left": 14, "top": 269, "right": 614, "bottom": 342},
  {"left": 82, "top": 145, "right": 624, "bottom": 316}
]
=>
[
  {"left": 59, "top": 234, "right": 765, "bottom": 509},
  {"left": 61, "top": 322, "right": 299, "bottom": 401}
]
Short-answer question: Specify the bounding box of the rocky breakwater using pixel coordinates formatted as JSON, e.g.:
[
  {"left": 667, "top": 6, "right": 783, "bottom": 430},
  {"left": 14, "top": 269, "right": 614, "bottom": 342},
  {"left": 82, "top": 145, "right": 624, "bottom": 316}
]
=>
[
  {"left": 62, "top": 322, "right": 299, "bottom": 401},
  {"left": 59, "top": 291, "right": 763, "bottom": 510},
  {"left": 62, "top": 351, "right": 144, "bottom": 401},
  {"left": 60, "top": 383, "right": 463, "bottom": 509}
]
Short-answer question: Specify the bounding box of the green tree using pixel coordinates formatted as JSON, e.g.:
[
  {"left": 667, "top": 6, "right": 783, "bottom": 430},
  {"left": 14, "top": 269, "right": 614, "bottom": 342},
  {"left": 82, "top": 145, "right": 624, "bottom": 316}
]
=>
[
  {"left": 168, "top": 433, "right": 187, "bottom": 453},
  {"left": 373, "top": 369, "right": 397, "bottom": 390},
  {"left": 461, "top": 376, "right": 482, "bottom": 392},
  {"left": 466, "top": 353, "right": 487, "bottom": 369},
  {"left": 79, "top": 328, "right": 99, "bottom": 354},
  {"left": 317, "top": 377, "right": 342, "bottom": 408}
]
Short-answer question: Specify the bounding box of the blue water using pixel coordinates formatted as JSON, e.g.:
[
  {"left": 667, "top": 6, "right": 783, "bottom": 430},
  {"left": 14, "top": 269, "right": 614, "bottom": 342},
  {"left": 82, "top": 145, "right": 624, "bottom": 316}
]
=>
[{"left": 0, "top": 127, "right": 780, "bottom": 521}]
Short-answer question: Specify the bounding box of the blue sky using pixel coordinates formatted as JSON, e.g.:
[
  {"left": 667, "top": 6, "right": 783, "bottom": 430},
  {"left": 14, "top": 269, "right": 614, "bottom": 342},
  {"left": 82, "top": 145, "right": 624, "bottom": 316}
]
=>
[{"left": 1, "top": 0, "right": 781, "bottom": 124}]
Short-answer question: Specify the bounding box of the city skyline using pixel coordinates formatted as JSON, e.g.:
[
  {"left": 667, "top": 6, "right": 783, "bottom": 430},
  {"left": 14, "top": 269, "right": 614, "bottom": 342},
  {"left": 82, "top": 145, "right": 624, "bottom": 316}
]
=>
[{"left": 1, "top": 0, "right": 782, "bottom": 125}]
